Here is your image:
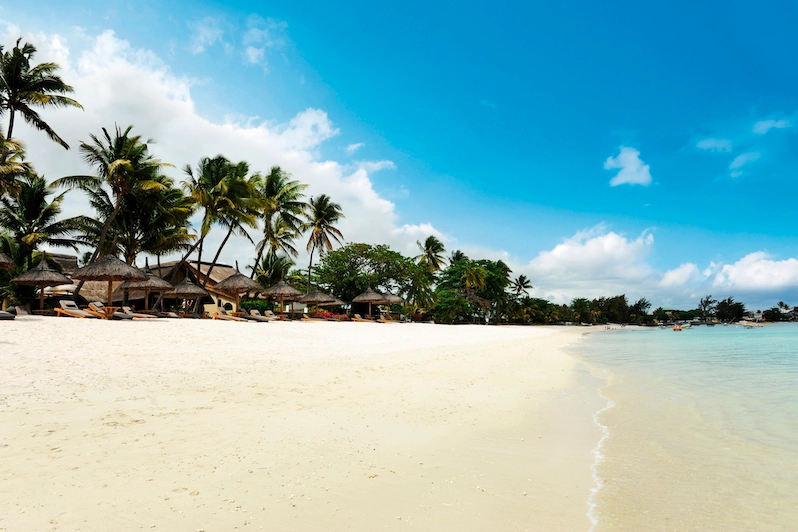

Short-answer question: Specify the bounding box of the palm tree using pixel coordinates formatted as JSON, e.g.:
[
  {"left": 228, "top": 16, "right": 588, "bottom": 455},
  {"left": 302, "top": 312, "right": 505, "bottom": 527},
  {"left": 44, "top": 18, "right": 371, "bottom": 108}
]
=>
[
  {"left": 449, "top": 250, "right": 468, "bottom": 264},
  {"left": 0, "top": 38, "right": 82, "bottom": 153},
  {"left": 0, "top": 173, "right": 80, "bottom": 268},
  {"left": 0, "top": 133, "right": 31, "bottom": 195},
  {"left": 302, "top": 194, "right": 344, "bottom": 292},
  {"left": 183, "top": 156, "right": 261, "bottom": 288},
  {"left": 55, "top": 125, "right": 168, "bottom": 263},
  {"left": 251, "top": 166, "right": 307, "bottom": 278},
  {"left": 416, "top": 235, "right": 446, "bottom": 273},
  {"left": 252, "top": 251, "right": 295, "bottom": 288},
  {"left": 461, "top": 262, "right": 487, "bottom": 291},
  {"left": 511, "top": 274, "right": 532, "bottom": 297}
]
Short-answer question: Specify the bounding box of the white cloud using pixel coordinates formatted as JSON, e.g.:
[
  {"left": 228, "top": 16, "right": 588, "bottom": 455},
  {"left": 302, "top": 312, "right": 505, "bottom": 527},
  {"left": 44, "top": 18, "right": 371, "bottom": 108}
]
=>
[
  {"left": 696, "top": 138, "right": 732, "bottom": 152},
  {"left": 187, "top": 17, "right": 224, "bottom": 54},
  {"left": 660, "top": 263, "right": 700, "bottom": 287},
  {"left": 522, "top": 226, "right": 655, "bottom": 302},
  {"left": 713, "top": 252, "right": 798, "bottom": 292},
  {"left": 753, "top": 119, "right": 791, "bottom": 135},
  {"left": 346, "top": 142, "right": 364, "bottom": 154},
  {"left": 241, "top": 15, "right": 287, "bottom": 71},
  {"left": 728, "top": 151, "right": 760, "bottom": 178},
  {"left": 604, "top": 146, "right": 652, "bottom": 186},
  {"left": 10, "top": 28, "right": 443, "bottom": 269}
]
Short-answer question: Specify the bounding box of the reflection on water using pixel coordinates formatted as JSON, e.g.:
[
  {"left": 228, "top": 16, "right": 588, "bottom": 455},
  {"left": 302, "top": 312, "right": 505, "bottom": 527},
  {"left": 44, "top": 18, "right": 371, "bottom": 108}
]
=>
[{"left": 573, "top": 324, "right": 798, "bottom": 531}]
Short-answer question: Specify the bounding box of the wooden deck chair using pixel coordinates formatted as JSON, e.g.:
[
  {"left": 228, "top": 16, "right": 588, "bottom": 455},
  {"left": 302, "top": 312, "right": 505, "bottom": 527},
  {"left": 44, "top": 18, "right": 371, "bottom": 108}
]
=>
[
  {"left": 352, "top": 313, "right": 376, "bottom": 323},
  {"left": 241, "top": 309, "right": 269, "bottom": 323},
  {"left": 88, "top": 302, "right": 133, "bottom": 320},
  {"left": 56, "top": 300, "right": 100, "bottom": 319},
  {"left": 121, "top": 306, "right": 158, "bottom": 319},
  {"left": 212, "top": 308, "right": 248, "bottom": 322}
]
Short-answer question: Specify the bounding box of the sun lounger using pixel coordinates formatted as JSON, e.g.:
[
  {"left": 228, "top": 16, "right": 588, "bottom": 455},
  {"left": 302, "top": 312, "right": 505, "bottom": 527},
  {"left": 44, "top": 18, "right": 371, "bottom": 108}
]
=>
[
  {"left": 352, "top": 313, "right": 377, "bottom": 323},
  {"left": 301, "top": 314, "right": 327, "bottom": 322},
  {"left": 212, "top": 308, "right": 249, "bottom": 322},
  {"left": 262, "top": 310, "right": 284, "bottom": 321},
  {"left": 88, "top": 302, "right": 133, "bottom": 320},
  {"left": 121, "top": 306, "right": 158, "bottom": 319},
  {"left": 56, "top": 300, "right": 100, "bottom": 319},
  {"left": 0, "top": 310, "right": 15, "bottom": 320},
  {"left": 241, "top": 309, "right": 269, "bottom": 322}
]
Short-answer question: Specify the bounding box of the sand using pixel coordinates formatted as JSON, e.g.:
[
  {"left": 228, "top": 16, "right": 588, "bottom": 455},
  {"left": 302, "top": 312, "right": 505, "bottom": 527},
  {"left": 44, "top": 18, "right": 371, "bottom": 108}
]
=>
[{"left": 0, "top": 317, "right": 602, "bottom": 531}]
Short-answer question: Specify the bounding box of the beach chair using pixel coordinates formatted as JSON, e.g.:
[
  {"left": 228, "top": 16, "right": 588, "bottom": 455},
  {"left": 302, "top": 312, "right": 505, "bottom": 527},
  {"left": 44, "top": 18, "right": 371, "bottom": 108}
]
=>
[
  {"left": 352, "top": 314, "right": 377, "bottom": 323},
  {"left": 121, "top": 306, "right": 158, "bottom": 319},
  {"left": 241, "top": 309, "right": 269, "bottom": 323},
  {"left": 249, "top": 309, "right": 276, "bottom": 321},
  {"left": 0, "top": 310, "right": 15, "bottom": 320},
  {"left": 212, "top": 308, "right": 249, "bottom": 322},
  {"left": 263, "top": 310, "right": 285, "bottom": 321},
  {"left": 56, "top": 300, "right": 100, "bottom": 319},
  {"left": 88, "top": 302, "right": 133, "bottom": 320},
  {"left": 301, "top": 314, "right": 327, "bottom": 322}
]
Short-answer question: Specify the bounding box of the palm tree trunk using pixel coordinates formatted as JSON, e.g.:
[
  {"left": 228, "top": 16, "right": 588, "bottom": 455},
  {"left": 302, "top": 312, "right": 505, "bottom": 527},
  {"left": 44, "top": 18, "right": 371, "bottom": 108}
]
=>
[
  {"left": 203, "top": 226, "right": 234, "bottom": 289},
  {"left": 1, "top": 111, "right": 16, "bottom": 165},
  {"left": 250, "top": 239, "right": 266, "bottom": 280},
  {"left": 306, "top": 242, "right": 316, "bottom": 294}
]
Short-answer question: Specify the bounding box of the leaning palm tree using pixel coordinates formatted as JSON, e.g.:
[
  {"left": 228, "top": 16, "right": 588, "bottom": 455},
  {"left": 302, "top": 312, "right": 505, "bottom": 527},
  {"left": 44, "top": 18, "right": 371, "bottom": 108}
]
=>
[
  {"left": 416, "top": 235, "right": 446, "bottom": 273},
  {"left": 0, "top": 38, "right": 82, "bottom": 153},
  {"left": 251, "top": 166, "right": 307, "bottom": 278},
  {"left": 55, "top": 125, "right": 168, "bottom": 263},
  {"left": 0, "top": 173, "right": 80, "bottom": 268},
  {"left": 302, "top": 194, "right": 344, "bottom": 292},
  {"left": 252, "top": 251, "right": 295, "bottom": 288}
]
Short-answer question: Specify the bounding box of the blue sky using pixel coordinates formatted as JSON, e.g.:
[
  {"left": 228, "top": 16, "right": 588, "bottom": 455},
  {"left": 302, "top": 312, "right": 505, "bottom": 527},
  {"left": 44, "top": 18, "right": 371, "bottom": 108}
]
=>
[{"left": 3, "top": 1, "right": 798, "bottom": 308}]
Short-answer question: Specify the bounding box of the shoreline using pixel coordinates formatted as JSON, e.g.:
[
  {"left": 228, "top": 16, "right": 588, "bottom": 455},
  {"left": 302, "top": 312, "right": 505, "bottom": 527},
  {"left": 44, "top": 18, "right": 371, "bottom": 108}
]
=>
[{"left": 1, "top": 318, "right": 604, "bottom": 531}]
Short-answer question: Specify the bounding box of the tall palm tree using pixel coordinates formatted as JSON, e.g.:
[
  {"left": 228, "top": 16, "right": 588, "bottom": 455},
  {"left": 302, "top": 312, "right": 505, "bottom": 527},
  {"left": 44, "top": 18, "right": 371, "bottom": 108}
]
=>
[
  {"left": 511, "top": 274, "right": 532, "bottom": 297},
  {"left": 449, "top": 250, "right": 468, "bottom": 264},
  {"left": 55, "top": 125, "right": 168, "bottom": 263},
  {"left": 183, "top": 157, "right": 261, "bottom": 289},
  {"left": 461, "top": 262, "right": 487, "bottom": 291},
  {"left": 251, "top": 166, "right": 307, "bottom": 278},
  {"left": 0, "top": 38, "right": 82, "bottom": 153},
  {"left": 302, "top": 194, "right": 344, "bottom": 292},
  {"left": 416, "top": 235, "right": 446, "bottom": 273},
  {"left": 0, "top": 173, "right": 80, "bottom": 268}
]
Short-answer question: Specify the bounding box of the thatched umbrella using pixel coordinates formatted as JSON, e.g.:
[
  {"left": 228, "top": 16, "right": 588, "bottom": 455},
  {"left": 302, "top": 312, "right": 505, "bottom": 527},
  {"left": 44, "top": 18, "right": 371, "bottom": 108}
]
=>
[
  {"left": 352, "top": 287, "right": 389, "bottom": 317},
  {"left": 215, "top": 262, "right": 262, "bottom": 311},
  {"left": 118, "top": 261, "right": 173, "bottom": 310},
  {"left": 262, "top": 280, "right": 303, "bottom": 314},
  {"left": 383, "top": 292, "right": 404, "bottom": 305},
  {"left": 11, "top": 254, "right": 72, "bottom": 310},
  {"left": 0, "top": 251, "right": 14, "bottom": 270},
  {"left": 72, "top": 255, "right": 147, "bottom": 319},
  {"left": 298, "top": 289, "right": 337, "bottom": 305}
]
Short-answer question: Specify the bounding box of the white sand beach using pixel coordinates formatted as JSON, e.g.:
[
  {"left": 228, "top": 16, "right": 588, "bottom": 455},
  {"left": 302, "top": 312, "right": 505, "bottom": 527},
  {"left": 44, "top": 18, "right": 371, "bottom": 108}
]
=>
[{"left": 0, "top": 318, "right": 602, "bottom": 531}]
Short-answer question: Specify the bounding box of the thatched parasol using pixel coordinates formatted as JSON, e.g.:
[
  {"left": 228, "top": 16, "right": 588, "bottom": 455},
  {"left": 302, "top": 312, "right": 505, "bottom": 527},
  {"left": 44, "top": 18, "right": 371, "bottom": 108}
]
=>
[
  {"left": 11, "top": 254, "right": 73, "bottom": 310},
  {"left": 118, "top": 260, "right": 173, "bottom": 310},
  {"left": 262, "top": 280, "right": 303, "bottom": 314},
  {"left": 383, "top": 292, "right": 404, "bottom": 305},
  {"left": 72, "top": 255, "right": 147, "bottom": 318},
  {"left": 298, "top": 289, "right": 337, "bottom": 306},
  {"left": 0, "top": 251, "right": 14, "bottom": 270},
  {"left": 352, "top": 287, "right": 389, "bottom": 317},
  {"left": 165, "top": 277, "right": 209, "bottom": 299},
  {"left": 215, "top": 262, "right": 262, "bottom": 310}
]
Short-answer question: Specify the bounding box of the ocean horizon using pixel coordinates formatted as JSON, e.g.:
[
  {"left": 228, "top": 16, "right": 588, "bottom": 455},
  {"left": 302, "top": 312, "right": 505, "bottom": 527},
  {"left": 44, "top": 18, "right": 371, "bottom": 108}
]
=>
[{"left": 573, "top": 323, "right": 798, "bottom": 530}]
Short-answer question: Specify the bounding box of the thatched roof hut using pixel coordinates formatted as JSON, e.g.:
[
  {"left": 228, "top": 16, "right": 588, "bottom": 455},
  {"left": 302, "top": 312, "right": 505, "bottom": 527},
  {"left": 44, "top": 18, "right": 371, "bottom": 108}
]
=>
[
  {"left": 165, "top": 278, "right": 209, "bottom": 299},
  {"left": 72, "top": 256, "right": 147, "bottom": 317},
  {"left": 298, "top": 289, "right": 338, "bottom": 305},
  {"left": 0, "top": 251, "right": 14, "bottom": 270},
  {"left": 352, "top": 287, "right": 388, "bottom": 304}
]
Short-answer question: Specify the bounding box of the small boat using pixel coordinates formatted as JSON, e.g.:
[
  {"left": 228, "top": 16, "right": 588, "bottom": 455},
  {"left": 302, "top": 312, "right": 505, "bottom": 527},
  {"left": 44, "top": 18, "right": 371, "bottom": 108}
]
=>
[{"left": 673, "top": 325, "right": 682, "bottom": 331}]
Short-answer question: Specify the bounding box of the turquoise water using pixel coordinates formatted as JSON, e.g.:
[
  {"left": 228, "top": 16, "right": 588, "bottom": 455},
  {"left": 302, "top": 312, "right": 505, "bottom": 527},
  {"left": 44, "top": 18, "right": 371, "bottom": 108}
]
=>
[{"left": 574, "top": 323, "right": 798, "bottom": 531}]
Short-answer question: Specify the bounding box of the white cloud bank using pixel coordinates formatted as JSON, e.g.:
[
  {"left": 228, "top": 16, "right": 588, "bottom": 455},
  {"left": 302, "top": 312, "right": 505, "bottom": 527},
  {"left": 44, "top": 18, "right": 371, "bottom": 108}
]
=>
[
  {"left": 604, "top": 146, "right": 652, "bottom": 186},
  {"left": 7, "top": 26, "right": 444, "bottom": 267}
]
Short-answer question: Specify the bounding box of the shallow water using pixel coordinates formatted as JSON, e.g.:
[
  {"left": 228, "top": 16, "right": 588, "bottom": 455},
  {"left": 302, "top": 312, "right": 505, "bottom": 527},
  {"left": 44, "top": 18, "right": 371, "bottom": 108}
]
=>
[{"left": 573, "top": 323, "right": 798, "bottom": 531}]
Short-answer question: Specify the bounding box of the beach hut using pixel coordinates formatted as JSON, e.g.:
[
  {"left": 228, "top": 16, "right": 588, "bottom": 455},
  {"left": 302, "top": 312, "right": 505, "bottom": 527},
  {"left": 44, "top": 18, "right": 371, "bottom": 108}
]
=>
[
  {"left": 352, "top": 287, "right": 388, "bottom": 318},
  {"left": 10, "top": 254, "right": 73, "bottom": 310},
  {"left": 297, "top": 289, "right": 337, "bottom": 306},
  {"left": 72, "top": 255, "right": 147, "bottom": 319},
  {"left": 214, "top": 263, "right": 262, "bottom": 311},
  {"left": 117, "top": 260, "right": 173, "bottom": 310},
  {"left": 0, "top": 251, "right": 14, "bottom": 270},
  {"left": 261, "top": 280, "right": 303, "bottom": 315}
]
